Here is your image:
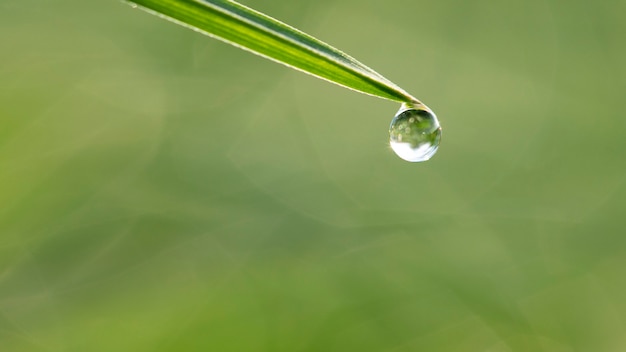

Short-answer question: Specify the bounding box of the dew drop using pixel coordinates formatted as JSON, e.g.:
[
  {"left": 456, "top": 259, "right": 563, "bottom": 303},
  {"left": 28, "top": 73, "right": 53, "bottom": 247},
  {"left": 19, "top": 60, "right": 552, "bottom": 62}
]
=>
[{"left": 389, "top": 102, "right": 441, "bottom": 162}]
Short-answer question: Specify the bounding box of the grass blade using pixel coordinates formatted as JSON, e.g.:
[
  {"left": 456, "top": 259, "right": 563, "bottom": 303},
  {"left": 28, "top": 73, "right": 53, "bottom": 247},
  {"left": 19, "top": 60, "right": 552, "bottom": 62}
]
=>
[{"left": 127, "top": 0, "right": 418, "bottom": 103}]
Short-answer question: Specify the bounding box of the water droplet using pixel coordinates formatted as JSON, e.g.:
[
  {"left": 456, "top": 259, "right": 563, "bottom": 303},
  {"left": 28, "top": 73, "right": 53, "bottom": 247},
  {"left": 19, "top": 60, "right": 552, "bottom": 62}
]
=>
[{"left": 389, "top": 102, "right": 441, "bottom": 162}]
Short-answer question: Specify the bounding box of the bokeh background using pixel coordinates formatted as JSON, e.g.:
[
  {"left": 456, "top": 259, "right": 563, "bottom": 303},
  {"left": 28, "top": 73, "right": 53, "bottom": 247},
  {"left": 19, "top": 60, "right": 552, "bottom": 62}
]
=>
[{"left": 2, "top": 0, "right": 626, "bottom": 350}]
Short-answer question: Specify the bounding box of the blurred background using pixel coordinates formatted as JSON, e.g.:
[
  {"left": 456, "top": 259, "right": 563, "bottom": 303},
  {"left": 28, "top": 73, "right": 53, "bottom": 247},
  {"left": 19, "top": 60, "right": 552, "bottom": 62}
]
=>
[{"left": 1, "top": 0, "right": 626, "bottom": 350}]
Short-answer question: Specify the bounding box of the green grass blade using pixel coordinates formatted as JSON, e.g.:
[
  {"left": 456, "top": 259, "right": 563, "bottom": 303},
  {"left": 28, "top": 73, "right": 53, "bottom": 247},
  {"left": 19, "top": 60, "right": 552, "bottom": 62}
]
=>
[{"left": 127, "top": 0, "right": 418, "bottom": 103}]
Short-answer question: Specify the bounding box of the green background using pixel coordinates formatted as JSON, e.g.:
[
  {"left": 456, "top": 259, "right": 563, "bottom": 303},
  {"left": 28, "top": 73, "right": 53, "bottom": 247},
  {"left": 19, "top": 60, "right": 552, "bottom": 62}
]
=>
[{"left": 2, "top": 0, "right": 626, "bottom": 350}]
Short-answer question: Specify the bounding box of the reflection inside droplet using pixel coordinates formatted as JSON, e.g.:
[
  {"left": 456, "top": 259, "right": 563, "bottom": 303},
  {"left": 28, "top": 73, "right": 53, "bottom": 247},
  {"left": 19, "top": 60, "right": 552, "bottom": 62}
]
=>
[{"left": 389, "top": 102, "right": 441, "bottom": 162}]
